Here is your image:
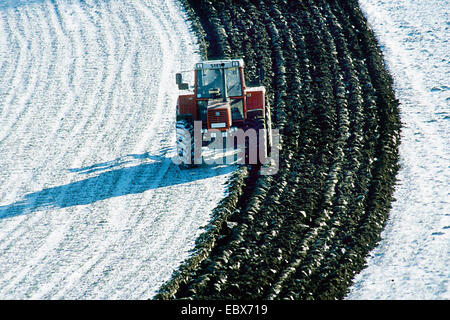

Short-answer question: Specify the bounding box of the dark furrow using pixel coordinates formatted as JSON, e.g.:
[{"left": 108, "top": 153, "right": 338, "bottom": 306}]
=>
[{"left": 155, "top": 0, "right": 400, "bottom": 300}]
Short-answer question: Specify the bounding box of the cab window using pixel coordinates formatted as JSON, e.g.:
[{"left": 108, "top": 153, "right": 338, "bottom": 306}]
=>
[{"left": 225, "top": 67, "right": 242, "bottom": 97}]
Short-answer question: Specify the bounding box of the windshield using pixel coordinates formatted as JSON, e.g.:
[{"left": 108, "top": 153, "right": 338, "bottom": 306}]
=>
[
  {"left": 196, "top": 67, "right": 242, "bottom": 98},
  {"left": 196, "top": 68, "right": 224, "bottom": 98}
]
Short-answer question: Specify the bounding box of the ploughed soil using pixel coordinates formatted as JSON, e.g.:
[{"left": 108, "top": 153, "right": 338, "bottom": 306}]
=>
[{"left": 156, "top": 0, "right": 400, "bottom": 300}]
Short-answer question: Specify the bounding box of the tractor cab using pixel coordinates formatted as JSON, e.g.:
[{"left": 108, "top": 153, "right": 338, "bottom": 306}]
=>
[
  {"left": 176, "top": 59, "right": 246, "bottom": 131},
  {"left": 195, "top": 60, "right": 244, "bottom": 101},
  {"left": 175, "top": 58, "right": 271, "bottom": 167}
]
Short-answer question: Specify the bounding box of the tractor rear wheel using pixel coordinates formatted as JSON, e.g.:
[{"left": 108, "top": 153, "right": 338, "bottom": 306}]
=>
[
  {"left": 176, "top": 120, "right": 196, "bottom": 168},
  {"left": 244, "top": 117, "right": 267, "bottom": 165}
]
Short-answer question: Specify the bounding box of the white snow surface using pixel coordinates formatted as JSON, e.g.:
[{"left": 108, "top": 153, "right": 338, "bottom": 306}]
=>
[
  {"left": 347, "top": 0, "right": 449, "bottom": 299},
  {"left": 0, "top": 0, "right": 234, "bottom": 299}
]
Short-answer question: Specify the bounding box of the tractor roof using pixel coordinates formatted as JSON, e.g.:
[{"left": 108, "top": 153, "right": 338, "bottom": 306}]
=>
[{"left": 195, "top": 59, "right": 244, "bottom": 70}]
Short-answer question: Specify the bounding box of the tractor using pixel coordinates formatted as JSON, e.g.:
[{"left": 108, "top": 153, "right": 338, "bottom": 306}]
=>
[{"left": 175, "top": 59, "right": 272, "bottom": 167}]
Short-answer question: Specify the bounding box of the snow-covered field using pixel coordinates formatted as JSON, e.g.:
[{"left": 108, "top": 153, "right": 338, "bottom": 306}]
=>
[
  {"left": 348, "top": 0, "right": 449, "bottom": 299},
  {"left": 0, "top": 0, "right": 233, "bottom": 299},
  {"left": 1, "top": 0, "right": 447, "bottom": 301}
]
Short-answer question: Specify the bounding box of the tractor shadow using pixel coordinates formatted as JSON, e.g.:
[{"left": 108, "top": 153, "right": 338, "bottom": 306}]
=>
[{"left": 0, "top": 149, "right": 236, "bottom": 220}]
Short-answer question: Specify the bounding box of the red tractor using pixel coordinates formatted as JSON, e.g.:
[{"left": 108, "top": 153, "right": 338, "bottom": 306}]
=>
[{"left": 175, "top": 59, "right": 272, "bottom": 167}]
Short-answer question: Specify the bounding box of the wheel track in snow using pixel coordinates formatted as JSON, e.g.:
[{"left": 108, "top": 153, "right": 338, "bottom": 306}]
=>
[
  {"left": 0, "top": 8, "right": 62, "bottom": 252},
  {"left": 0, "top": 0, "right": 162, "bottom": 298},
  {"left": 0, "top": 1, "right": 115, "bottom": 296},
  {"left": 0, "top": 0, "right": 233, "bottom": 299},
  {"left": 0, "top": 2, "right": 102, "bottom": 253}
]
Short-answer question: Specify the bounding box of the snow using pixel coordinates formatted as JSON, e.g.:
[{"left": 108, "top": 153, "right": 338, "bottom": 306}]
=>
[
  {"left": 347, "top": 0, "right": 450, "bottom": 300},
  {"left": 0, "top": 0, "right": 234, "bottom": 299},
  {"left": 1, "top": 0, "right": 447, "bottom": 301}
]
